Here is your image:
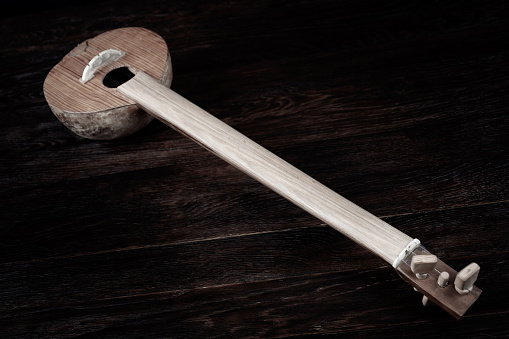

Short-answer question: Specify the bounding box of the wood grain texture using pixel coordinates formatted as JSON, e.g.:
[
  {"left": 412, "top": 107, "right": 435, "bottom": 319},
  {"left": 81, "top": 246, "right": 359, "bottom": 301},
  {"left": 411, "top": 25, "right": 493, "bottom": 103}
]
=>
[
  {"left": 118, "top": 70, "right": 412, "bottom": 265},
  {"left": 43, "top": 27, "right": 172, "bottom": 139},
  {"left": 1, "top": 0, "right": 508, "bottom": 337}
]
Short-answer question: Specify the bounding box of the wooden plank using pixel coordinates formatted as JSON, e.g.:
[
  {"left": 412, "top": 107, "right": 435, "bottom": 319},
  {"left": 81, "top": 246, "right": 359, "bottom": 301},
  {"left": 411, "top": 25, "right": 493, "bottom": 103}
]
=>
[
  {"left": 0, "top": 202, "right": 506, "bottom": 311},
  {"left": 1, "top": 127, "right": 507, "bottom": 262},
  {"left": 0, "top": 253, "right": 507, "bottom": 337}
]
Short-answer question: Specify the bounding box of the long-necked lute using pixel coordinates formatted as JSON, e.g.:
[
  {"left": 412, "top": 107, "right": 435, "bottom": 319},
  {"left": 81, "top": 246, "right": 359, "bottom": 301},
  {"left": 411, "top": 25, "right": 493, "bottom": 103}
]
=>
[{"left": 43, "top": 27, "right": 481, "bottom": 319}]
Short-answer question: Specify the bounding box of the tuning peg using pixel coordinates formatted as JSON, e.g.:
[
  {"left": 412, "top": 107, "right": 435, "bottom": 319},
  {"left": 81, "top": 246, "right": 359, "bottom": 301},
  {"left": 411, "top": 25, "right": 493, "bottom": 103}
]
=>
[
  {"left": 454, "top": 263, "right": 480, "bottom": 295},
  {"left": 422, "top": 295, "right": 434, "bottom": 307},
  {"left": 411, "top": 255, "right": 437, "bottom": 279},
  {"left": 437, "top": 271, "right": 449, "bottom": 287}
]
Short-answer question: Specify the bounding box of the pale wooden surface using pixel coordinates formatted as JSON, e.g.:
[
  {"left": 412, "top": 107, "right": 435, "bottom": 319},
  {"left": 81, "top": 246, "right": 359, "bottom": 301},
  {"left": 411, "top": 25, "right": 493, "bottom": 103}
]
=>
[{"left": 118, "top": 70, "right": 414, "bottom": 265}]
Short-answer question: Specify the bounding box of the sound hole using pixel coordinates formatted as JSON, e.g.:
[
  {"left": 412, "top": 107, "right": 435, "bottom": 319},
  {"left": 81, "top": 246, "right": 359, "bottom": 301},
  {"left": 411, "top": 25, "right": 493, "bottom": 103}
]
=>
[{"left": 103, "top": 67, "right": 135, "bottom": 88}]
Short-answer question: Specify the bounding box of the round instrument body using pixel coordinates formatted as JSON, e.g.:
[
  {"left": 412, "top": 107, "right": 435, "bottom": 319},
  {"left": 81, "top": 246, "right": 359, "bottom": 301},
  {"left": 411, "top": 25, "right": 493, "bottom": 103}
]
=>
[{"left": 43, "top": 27, "right": 172, "bottom": 139}]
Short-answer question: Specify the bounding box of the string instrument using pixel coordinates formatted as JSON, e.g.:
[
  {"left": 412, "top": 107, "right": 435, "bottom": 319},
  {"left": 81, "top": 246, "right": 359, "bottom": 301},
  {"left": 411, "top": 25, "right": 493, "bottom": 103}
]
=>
[{"left": 43, "top": 27, "right": 481, "bottom": 319}]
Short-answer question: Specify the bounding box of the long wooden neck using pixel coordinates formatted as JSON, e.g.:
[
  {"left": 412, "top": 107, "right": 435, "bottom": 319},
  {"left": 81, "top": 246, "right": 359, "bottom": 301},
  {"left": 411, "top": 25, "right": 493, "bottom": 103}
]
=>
[
  {"left": 118, "top": 71, "right": 413, "bottom": 265},
  {"left": 117, "top": 70, "right": 481, "bottom": 319}
]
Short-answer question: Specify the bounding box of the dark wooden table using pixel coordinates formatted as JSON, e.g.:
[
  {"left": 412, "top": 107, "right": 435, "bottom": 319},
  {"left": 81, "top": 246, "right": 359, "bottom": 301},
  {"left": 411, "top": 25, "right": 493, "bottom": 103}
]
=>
[{"left": 1, "top": 1, "right": 508, "bottom": 337}]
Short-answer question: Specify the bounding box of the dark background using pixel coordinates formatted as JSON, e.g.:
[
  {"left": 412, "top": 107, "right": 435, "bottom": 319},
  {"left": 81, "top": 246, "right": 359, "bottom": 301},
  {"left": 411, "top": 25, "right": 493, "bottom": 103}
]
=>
[{"left": 1, "top": 0, "right": 508, "bottom": 337}]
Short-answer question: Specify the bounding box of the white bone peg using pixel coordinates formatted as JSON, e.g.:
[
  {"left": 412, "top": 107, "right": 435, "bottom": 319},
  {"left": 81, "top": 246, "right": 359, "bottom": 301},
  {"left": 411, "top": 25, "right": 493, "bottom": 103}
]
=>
[
  {"left": 411, "top": 255, "right": 438, "bottom": 279},
  {"left": 422, "top": 295, "right": 434, "bottom": 307},
  {"left": 454, "top": 263, "right": 480, "bottom": 295},
  {"left": 437, "top": 271, "right": 449, "bottom": 287},
  {"left": 81, "top": 49, "right": 125, "bottom": 83}
]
